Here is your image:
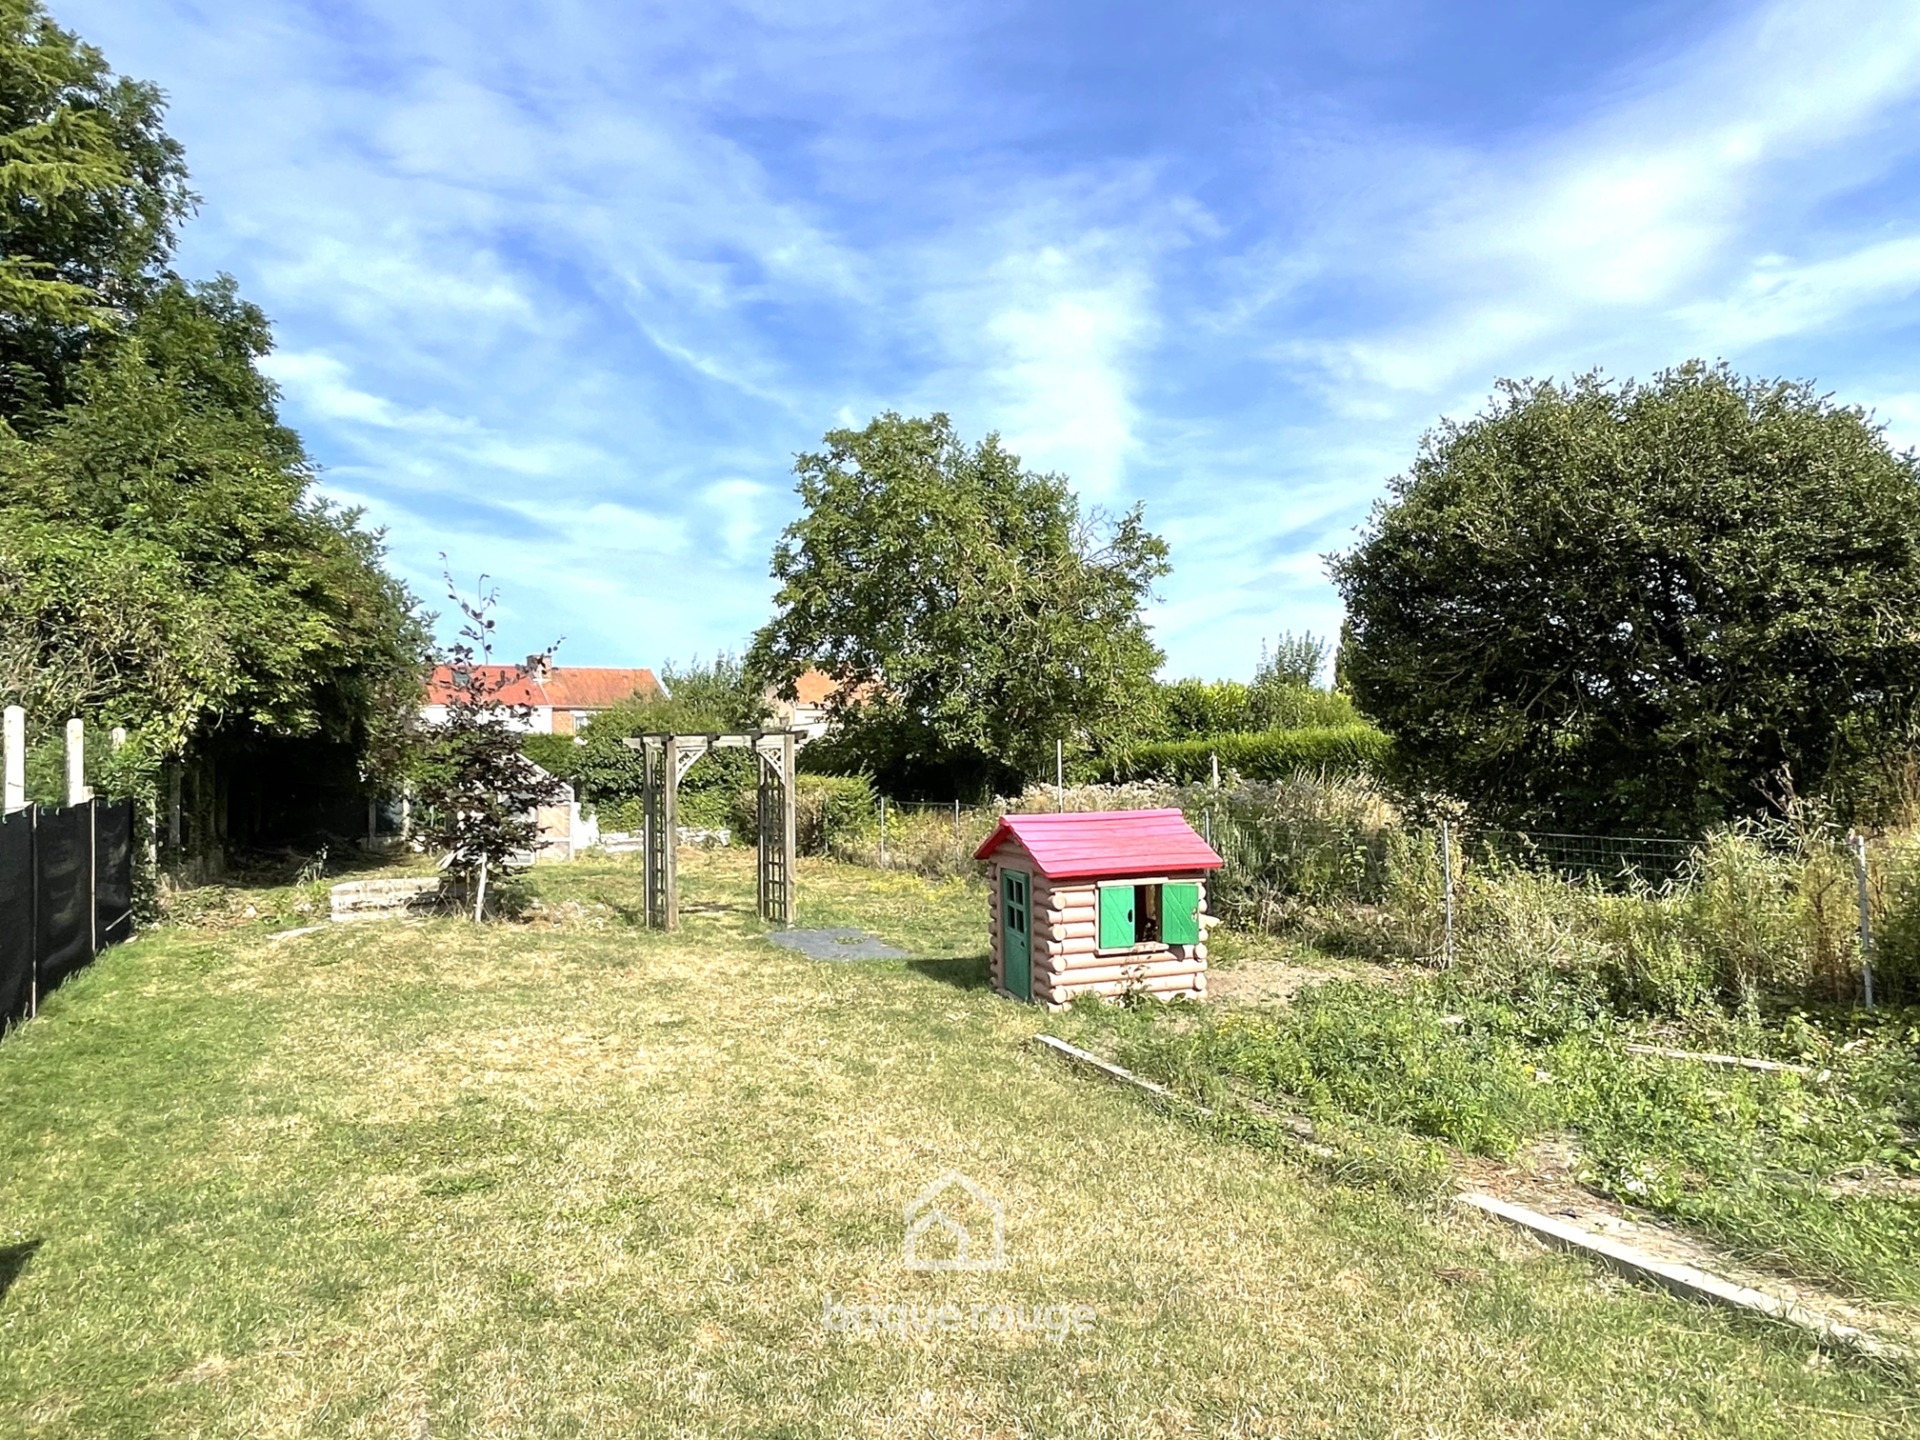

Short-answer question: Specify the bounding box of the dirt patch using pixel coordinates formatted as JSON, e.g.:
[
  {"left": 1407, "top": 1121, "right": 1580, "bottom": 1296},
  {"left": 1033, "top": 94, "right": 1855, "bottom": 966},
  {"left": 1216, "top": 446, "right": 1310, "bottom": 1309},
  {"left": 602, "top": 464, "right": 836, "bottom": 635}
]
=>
[{"left": 1206, "top": 956, "right": 1378, "bottom": 1007}]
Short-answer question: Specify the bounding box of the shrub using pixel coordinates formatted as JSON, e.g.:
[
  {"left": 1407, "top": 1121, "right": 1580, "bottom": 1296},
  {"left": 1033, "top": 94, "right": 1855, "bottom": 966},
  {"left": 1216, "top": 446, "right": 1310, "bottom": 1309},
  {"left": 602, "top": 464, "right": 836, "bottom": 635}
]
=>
[
  {"left": 1247, "top": 685, "right": 1360, "bottom": 732},
  {"left": 732, "top": 774, "right": 876, "bottom": 856},
  {"left": 1200, "top": 774, "right": 1400, "bottom": 932},
  {"left": 1099, "top": 725, "right": 1390, "bottom": 784},
  {"left": 520, "top": 733, "right": 581, "bottom": 782},
  {"left": 594, "top": 797, "right": 643, "bottom": 833}
]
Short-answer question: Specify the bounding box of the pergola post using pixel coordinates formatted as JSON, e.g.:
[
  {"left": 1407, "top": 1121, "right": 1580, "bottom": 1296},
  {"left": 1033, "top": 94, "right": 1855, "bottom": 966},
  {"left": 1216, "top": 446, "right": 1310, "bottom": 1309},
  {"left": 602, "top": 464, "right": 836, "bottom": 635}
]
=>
[
  {"left": 630, "top": 729, "right": 801, "bottom": 931},
  {"left": 779, "top": 730, "right": 797, "bottom": 927}
]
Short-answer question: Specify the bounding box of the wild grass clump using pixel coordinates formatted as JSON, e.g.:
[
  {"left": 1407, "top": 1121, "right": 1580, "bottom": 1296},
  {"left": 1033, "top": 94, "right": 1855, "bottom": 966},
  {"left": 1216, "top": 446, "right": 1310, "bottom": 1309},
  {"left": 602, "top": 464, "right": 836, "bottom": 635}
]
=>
[
  {"left": 1874, "top": 834, "right": 1920, "bottom": 1004},
  {"left": 827, "top": 800, "right": 998, "bottom": 878},
  {"left": 834, "top": 767, "right": 1910, "bottom": 1015},
  {"left": 832, "top": 782, "right": 1182, "bottom": 878},
  {"left": 1068, "top": 975, "right": 1920, "bottom": 1304},
  {"left": 1447, "top": 821, "right": 1887, "bottom": 1015}
]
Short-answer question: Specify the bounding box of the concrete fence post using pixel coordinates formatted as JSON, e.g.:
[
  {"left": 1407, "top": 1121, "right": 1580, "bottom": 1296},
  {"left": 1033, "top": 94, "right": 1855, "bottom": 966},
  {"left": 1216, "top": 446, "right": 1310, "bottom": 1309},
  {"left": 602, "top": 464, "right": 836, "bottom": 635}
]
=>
[
  {"left": 1440, "top": 820, "right": 1456, "bottom": 969},
  {"left": 3, "top": 705, "right": 23, "bottom": 812},
  {"left": 1205, "top": 750, "right": 1220, "bottom": 849},
  {"left": 66, "top": 717, "right": 90, "bottom": 805}
]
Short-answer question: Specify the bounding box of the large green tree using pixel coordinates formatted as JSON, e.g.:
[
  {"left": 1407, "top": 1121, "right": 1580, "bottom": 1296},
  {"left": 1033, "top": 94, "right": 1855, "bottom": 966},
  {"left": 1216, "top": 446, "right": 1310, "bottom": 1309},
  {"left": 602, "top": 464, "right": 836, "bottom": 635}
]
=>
[
  {"left": 1331, "top": 363, "right": 1920, "bottom": 833},
  {"left": 751, "top": 412, "right": 1169, "bottom": 797},
  {"left": 0, "top": 2, "right": 426, "bottom": 837},
  {"left": 0, "top": 280, "right": 425, "bottom": 766},
  {"left": 0, "top": 0, "right": 191, "bottom": 424}
]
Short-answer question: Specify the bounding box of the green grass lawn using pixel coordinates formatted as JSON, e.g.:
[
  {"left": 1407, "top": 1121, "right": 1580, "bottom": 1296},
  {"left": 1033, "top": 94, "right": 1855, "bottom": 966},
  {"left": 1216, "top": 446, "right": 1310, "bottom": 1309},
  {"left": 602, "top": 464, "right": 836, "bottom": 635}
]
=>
[{"left": 2, "top": 851, "right": 1916, "bottom": 1437}]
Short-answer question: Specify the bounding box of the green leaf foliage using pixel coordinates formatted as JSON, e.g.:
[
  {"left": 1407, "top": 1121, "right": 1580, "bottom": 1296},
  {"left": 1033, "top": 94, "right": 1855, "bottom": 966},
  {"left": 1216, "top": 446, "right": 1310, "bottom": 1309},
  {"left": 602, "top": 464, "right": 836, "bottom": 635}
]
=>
[
  {"left": 0, "top": 0, "right": 193, "bottom": 423},
  {"left": 729, "top": 773, "right": 875, "bottom": 855},
  {"left": 553, "top": 654, "right": 766, "bottom": 825},
  {"left": 0, "top": 279, "right": 427, "bottom": 771},
  {"left": 0, "top": 5, "right": 426, "bottom": 813},
  {"left": 750, "top": 412, "right": 1169, "bottom": 797},
  {"left": 1331, "top": 363, "right": 1920, "bottom": 833},
  {"left": 1159, "top": 676, "right": 1358, "bottom": 739},
  {"left": 1099, "top": 725, "right": 1390, "bottom": 784}
]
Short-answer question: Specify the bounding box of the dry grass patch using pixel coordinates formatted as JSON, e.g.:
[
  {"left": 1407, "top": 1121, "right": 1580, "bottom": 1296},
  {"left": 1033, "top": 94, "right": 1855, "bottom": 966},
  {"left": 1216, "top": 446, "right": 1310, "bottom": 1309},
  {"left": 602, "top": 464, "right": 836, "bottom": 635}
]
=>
[{"left": 0, "top": 852, "right": 1913, "bottom": 1437}]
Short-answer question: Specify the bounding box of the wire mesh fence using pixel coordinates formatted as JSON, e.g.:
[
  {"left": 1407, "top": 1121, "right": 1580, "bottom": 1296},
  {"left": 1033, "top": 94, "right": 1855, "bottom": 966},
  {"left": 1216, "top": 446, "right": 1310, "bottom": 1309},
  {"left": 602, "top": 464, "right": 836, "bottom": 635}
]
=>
[
  {"left": 1472, "top": 829, "right": 1699, "bottom": 885},
  {"left": 838, "top": 780, "right": 1917, "bottom": 1010}
]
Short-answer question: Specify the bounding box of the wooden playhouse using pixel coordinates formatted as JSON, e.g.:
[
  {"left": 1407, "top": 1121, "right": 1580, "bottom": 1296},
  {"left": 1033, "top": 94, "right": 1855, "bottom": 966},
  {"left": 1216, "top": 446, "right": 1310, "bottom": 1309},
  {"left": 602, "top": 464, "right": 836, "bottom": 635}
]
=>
[{"left": 974, "top": 810, "right": 1224, "bottom": 1006}]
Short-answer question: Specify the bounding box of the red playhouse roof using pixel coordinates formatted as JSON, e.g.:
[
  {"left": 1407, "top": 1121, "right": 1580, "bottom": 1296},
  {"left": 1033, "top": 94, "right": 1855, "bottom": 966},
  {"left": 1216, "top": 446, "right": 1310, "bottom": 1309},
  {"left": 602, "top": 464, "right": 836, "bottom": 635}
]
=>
[{"left": 973, "top": 810, "right": 1224, "bottom": 881}]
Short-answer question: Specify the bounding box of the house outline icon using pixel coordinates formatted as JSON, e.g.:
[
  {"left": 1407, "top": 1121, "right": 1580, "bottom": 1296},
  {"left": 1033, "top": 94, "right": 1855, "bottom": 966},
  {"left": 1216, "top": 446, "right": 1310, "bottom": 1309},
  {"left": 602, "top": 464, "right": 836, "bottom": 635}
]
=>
[{"left": 903, "top": 1170, "right": 1006, "bottom": 1271}]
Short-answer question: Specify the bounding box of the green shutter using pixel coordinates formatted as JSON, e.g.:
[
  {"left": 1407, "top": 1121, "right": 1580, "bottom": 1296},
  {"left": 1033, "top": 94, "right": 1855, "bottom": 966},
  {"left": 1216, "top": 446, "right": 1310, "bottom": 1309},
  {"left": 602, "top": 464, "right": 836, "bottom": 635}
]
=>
[
  {"left": 1098, "top": 884, "right": 1135, "bottom": 949},
  {"left": 1161, "top": 882, "right": 1201, "bottom": 945}
]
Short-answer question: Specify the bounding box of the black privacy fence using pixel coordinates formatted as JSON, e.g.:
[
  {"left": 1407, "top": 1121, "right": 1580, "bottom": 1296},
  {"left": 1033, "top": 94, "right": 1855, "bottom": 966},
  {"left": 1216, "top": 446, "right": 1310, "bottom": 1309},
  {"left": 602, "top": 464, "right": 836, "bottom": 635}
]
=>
[{"left": 0, "top": 798, "right": 135, "bottom": 1034}]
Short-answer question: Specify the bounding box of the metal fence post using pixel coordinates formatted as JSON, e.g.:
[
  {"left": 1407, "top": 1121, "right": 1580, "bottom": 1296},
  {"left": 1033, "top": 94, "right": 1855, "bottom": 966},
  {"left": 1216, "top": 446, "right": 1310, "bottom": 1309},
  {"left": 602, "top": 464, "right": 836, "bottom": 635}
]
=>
[
  {"left": 28, "top": 804, "right": 39, "bottom": 1018},
  {"left": 1852, "top": 833, "right": 1875, "bottom": 1013},
  {"left": 89, "top": 796, "right": 99, "bottom": 959},
  {"left": 1056, "top": 738, "right": 1065, "bottom": 812},
  {"left": 952, "top": 798, "right": 961, "bottom": 843},
  {"left": 1440, "top": 820, "right": 1456, "bottom": 968}
]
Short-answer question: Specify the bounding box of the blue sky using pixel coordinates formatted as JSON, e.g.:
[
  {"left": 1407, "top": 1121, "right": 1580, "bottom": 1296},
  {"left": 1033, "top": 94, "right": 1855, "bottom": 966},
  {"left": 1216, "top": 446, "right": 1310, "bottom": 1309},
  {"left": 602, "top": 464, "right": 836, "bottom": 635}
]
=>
[{"left": 62, "top": 0, "right": 1920, "bottom": 679}]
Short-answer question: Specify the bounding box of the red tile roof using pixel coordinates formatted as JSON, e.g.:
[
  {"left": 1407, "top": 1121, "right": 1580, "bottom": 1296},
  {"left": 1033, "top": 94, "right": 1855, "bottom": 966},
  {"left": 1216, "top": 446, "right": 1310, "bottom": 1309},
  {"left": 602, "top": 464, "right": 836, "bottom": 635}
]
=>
[
  {"left": 794, "top": 668, "right": 839, "bottom": 705},
  {"left": 424, "top": 665, "right": 662, "bottom": 709},
  {"left": 974, "top": 810, "right": 1224, "bottom": 881}
]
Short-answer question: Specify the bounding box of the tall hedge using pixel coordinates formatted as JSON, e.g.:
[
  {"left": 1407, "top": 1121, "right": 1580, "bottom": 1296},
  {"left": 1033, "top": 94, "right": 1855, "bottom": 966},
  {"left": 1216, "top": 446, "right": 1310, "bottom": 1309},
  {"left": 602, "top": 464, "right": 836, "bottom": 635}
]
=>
[{"left": 1099, "top": 725, "right": 1390, "bottom": 784}]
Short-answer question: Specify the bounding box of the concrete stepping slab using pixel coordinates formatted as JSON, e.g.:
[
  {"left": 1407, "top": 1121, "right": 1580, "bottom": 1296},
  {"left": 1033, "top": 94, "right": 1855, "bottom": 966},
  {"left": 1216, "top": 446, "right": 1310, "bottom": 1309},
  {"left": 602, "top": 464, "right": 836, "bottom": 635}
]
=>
[{"left": 763, "top": 928, "right": 908, "bottom": 961}]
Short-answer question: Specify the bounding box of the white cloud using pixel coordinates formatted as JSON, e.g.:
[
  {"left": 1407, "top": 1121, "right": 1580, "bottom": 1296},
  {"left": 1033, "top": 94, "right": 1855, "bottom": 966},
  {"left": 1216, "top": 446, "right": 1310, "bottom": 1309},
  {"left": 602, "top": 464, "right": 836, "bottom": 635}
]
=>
[
  {"left": 699, "top": 479, "right": 774, "bottom": 564},
  {"left": 261, "top": 352, "right": 477, "bottom": 434},
  {"left": 981, "top": 266, "right": 1151, "bottom": 499},
  {"left": 1677, "top": 237, "right": 1920, "bottom": 348},
  {"left": 56, "top": 0, "right": 1920, "bottom": 679},
  {"left": 1266, "top": 0, "right": 1920, "bottom": 402}
]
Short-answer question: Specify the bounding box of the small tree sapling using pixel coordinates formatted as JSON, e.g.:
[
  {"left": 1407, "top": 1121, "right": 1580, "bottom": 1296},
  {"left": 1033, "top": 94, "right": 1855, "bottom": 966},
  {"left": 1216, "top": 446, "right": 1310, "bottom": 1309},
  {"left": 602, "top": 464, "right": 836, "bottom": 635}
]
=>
[{"left": 415, "top": 571, "right": 566, "bottom": 919}]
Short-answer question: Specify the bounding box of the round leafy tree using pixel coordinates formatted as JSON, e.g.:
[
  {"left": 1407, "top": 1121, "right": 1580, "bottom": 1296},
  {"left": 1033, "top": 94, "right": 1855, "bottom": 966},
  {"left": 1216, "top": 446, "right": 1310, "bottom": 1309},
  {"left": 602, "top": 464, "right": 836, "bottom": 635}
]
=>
[
  {"left": 1331, "top": 363, "right": 1920, "bottom": 834},
  {"left": 750, "top": 412, "right": 1169, "bottom": 797}
]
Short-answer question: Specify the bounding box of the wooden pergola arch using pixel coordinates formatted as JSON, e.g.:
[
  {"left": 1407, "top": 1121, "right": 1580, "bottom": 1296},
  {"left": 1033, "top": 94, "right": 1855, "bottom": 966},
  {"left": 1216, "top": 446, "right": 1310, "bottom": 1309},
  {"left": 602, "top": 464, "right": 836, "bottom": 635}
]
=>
[{"left": 625, "top": 731, "right": 798, "bottom": 930}]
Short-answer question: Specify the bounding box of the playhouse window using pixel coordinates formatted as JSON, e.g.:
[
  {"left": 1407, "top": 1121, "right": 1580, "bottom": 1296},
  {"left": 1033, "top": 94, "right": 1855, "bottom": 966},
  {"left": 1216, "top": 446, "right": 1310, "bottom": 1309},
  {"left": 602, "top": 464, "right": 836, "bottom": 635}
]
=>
[{"left": 1099, "top": 881, "right": 1201, "bottom": 950}]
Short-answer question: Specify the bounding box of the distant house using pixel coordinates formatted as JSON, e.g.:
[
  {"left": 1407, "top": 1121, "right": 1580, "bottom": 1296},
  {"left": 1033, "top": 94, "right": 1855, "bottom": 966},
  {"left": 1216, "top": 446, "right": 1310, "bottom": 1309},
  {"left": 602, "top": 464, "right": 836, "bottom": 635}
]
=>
[
  {"left": 422, "top": 655, "right": 663, "bottom": 735},
  {"left": 765, "top": 668, "right": 837, "bottom": 741},
  {"left": 764, "top": 668, "right": 853, "bottom": 742}
]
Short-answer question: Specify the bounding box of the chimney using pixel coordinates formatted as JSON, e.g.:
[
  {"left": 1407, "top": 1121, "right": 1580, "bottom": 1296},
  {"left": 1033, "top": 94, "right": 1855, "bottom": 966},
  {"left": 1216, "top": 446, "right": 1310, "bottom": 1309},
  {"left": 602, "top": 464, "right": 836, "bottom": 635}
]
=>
[{"left": 526, "top": 652, "right": 553, "bottom": 682}]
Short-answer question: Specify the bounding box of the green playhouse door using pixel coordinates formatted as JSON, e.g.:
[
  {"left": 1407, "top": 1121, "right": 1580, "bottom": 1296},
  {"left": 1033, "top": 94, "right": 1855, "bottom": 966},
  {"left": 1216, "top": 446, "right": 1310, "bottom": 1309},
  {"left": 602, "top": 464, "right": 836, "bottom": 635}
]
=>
[{"left": 1001, "top": 869, "right": 1031, "bottom": 1001}]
